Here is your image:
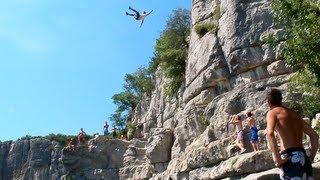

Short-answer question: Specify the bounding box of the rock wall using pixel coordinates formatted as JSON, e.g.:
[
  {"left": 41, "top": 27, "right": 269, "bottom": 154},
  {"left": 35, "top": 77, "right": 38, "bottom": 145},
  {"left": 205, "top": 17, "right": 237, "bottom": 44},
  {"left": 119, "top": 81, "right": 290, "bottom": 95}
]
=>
[
  {"left": 126, "top": 0, "right": 319, "bottom": 179},
  {"left": 1, "top": 0, "right": 319, "bottom": 180},
  {"left": 0, "top": 139, "right": 64, "bottom": 180},
  {"left": 0, "top": 137, "right": 131, "bottom": 180}
]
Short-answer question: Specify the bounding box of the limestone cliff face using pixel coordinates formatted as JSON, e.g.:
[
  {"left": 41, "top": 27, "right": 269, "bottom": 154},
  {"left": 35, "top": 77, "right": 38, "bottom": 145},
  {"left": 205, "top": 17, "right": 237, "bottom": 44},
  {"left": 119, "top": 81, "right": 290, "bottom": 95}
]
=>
[
  {"left": 1, "top": 1, "right": 319, "bottom": 180},
  {"left": 127, "top": 0, "right": 318, "bottom": 179},
  {"left": 0, "top": 139, "right": 64, "bottom": 180},
  {"left": 0, "top": 138, "right": 131, "bottom": 180}
]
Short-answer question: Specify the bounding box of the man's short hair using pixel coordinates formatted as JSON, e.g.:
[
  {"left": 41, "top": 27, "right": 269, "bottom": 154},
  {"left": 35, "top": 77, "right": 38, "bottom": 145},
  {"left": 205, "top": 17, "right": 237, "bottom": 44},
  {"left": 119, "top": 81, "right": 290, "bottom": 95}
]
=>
[
  {"left": 246, "top": 112, "right": 252, "bottom": 117},
  {"left": 266, "top": 88, "right": 282, "bottom": 106}
]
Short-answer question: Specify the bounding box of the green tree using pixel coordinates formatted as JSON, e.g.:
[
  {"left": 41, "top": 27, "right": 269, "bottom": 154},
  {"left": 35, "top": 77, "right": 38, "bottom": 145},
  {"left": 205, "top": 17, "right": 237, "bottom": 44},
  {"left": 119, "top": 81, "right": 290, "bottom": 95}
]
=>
[
  {"left": 152, "top": 8, "right": 191, "bottom": 97},
  {"left": 112, "top": 66, "right": 153, "bottom": 112},
  {"left": 272, "top": 0, "right": 320, "bottom": 86},
  {"left": 109, "top": 110, "right": 127, "bottom": 130},
  {"left": 110, "top": 66, "right": 153, "bottom": 127},
  {"left": 287, "top": 71, "right": 320, "bottom": 119},
  {"left": 112, "top": 91, "right": 138, "bottom": 112},
  {"left": 111, "top": 90, "right": 136, "bottom": 129},
  {"left": 124, "top": 67, "right": 153, "bottom": 97},
  {"left": 271, "top": 0, "right": 320, "bottom": 120}
]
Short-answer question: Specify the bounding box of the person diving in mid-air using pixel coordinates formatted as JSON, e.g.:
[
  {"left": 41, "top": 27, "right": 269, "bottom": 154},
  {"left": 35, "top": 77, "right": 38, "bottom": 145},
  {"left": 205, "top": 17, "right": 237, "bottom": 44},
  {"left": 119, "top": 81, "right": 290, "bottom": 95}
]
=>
[{"left": 126, "top": 6, "right": 153, "bottom": 28}]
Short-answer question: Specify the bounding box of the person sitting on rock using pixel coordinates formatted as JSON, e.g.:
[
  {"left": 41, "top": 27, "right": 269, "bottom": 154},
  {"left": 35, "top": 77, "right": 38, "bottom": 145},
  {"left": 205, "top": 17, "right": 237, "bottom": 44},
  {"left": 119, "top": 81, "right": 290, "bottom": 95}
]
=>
[
  {"left": 229, "top": 114, "right": 246, "bottom": 154},
  {"left": 120, "top": 132, "right": 125, "bottom": 140},
  {"left": 93, "top": 132, "right": 99, "bottom": 145},
  {"left": 78, "top": 128, "right": 87, "bottom": 145},
  {"left": 68, "top": 138, "right": 76, "bottom": 152}
]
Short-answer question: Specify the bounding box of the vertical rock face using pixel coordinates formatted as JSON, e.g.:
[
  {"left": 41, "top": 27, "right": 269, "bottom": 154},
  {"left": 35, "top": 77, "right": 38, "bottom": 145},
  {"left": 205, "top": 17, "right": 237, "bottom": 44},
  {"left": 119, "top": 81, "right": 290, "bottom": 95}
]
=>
[
  {"left": 128, "top": 0, "right": 297, "bottom": 179},
  {"left": 0, "top": 138, "right": 65, "bottom": 180},
  {"left": 0, "top": 138, "right": 131, "bottom": 180},
  {"left": 61, "top": 138, "right": 130, "bottom": 180}
]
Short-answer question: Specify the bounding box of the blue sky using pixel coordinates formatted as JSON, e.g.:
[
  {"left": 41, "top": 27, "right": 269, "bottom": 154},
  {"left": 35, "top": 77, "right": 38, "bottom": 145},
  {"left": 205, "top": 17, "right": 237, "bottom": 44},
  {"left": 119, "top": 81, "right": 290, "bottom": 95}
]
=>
[{"left": 0, "top": 0, "right": 191, "bottom": 141}]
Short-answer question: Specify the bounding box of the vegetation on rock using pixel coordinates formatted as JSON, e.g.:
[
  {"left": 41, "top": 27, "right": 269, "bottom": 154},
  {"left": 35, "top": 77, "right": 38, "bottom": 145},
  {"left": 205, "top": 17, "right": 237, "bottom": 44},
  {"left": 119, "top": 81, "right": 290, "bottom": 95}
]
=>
[
  {"left": 271, "top": 0, "right": 320, "bottom": 118},
  {"left": 152, "top": 8, "right": 191, "bottom": 98},
  {"left": 19, "top": 133, "right": 91, "bottom": 147},
  {"left": 194, "top": 23, "right": 217, "bottom": 38}
]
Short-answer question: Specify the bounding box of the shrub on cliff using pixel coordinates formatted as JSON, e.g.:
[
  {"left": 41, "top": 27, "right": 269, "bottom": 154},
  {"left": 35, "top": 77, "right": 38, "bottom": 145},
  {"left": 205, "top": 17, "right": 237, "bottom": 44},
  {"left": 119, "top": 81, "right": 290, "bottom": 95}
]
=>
[
  {"left": 272, "top": 0, "right": 320, "bottom": 86},
  {"left": 287, "top": 71, "right": 320, "bottom": 119},
  {"left": 271, "top": 0, "right": 320, "bottom": 120},
  {"left": 19, "top": 134, "right": 84, "bottom": 147},
  {"left": 152, "top": 8, "right": 191, "bottom": 98},
  {"left": 126, "top": 122, "right": 136, "bottom": 140},
  {"left": 194, "top": 23, "right": 217, "bottom": 38}
]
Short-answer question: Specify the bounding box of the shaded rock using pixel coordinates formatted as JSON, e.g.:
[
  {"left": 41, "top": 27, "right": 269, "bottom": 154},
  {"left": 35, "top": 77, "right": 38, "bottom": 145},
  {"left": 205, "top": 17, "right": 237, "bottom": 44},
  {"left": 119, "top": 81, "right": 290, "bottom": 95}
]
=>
[{"left": 146, "top": 128, "right": 173, "bottom": 164}]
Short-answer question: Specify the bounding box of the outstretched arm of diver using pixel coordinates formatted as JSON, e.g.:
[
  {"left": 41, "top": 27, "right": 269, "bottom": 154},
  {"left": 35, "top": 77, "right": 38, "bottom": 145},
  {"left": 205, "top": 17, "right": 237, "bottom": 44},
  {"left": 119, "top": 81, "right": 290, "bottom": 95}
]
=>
[{"left": 146, "top": 10, "right": 153, "bottom": 16}]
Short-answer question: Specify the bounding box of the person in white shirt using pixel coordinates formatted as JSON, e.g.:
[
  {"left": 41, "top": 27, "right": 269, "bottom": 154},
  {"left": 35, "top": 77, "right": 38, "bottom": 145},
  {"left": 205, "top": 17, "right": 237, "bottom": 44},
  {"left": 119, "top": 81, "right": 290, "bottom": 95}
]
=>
[{"left": 126, "top": 6, "right": 153, "bottom": 27}]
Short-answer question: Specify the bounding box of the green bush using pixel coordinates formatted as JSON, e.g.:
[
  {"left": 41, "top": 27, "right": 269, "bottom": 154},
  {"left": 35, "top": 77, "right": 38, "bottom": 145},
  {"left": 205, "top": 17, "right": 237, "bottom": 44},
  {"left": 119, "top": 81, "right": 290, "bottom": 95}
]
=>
[
  {"left": 194, "top": 23, "right": 217, "bottom": 38},
  {"left": 288, "top": 71, "right": 320, "bottom": 119},
  {"left": 45, "top": 134, "right": 85, "bottom": 147},
  {"left": 271, "top": 0, "right": 320, "bottom": 86},
  {"left": 262, "top": 33, "right": 279, "bottom": 47},
  {"left": 19, "top": 135, "right": 41, "bottom": 141},
  {"left": 126, "top": 122, "right": 136, "bottom": 140},
  {"left": 215, "top": 2, "right": 221, "bottom": 20},
  {"left": 153, "top": 8, "right": 191, "bottom": 98},
  {"left": 18, "top": 133, "right": 93, "bottom": 147}
]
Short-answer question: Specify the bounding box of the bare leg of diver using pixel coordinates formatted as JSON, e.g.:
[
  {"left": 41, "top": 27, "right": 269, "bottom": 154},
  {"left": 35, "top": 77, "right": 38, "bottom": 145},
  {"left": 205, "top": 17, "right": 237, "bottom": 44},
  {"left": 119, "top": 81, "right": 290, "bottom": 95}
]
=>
[
  {"left": 126, "top": 12, "right": 135, "bottom": 16},
  {"left": 129, "top": 6, "right": 139, "bottom": 14}
]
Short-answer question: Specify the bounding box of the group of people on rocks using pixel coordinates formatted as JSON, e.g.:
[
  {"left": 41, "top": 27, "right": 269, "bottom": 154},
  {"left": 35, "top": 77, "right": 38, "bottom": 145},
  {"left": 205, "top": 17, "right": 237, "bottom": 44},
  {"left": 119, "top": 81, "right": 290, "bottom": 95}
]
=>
[
  {"left": 234, "top": 88, "right": 319, "bottom": 179},
  {"left": 221, "top": 88, "right": 319, "bottom": 179},
  {"left": 229, "top": 111, "right": 261, "bottom": 154},
  {"left": 67, "top": 122, "right": 122, "bottom": 152}
]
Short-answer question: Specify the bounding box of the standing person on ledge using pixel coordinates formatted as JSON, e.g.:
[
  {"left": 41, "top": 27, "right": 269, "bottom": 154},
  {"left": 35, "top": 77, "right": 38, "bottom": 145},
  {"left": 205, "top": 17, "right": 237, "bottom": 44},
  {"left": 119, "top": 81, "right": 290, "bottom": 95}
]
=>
[
  {"left": 266, "top": 88, "right": 319, "bottom": 179},
  {"left": 112, "top": 125, "right": 117, "bottom": 139},
  {"left": 103, "top": 121, "right": 109, "bottom": 136},
  {"left": 246, "top": 112, "right": 260, "bottom": 151},
  {"left": 229, "top": 114, "right": 247, "bottom": 154},
  {"left": 78, "top": 128, "right": 87, "bottom": 145}
]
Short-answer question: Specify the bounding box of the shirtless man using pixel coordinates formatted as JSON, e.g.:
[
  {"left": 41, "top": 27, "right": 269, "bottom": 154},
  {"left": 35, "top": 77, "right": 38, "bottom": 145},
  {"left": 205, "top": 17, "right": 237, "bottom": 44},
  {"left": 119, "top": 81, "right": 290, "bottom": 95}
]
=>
[
  {"left": 246, "top": 112, "right": 260, "bottom": 151},
  {"left": 126, "top": 6, "right": 153, "bottom": 28},
  {"left": 266, "top": 88, "right": 319, "bottom": 179},
  {"left": 68, "top": 138, "right": 76, "bottom": 152},
  {"left": 229, "top": 114, "right": 246, "bottom": 154},
  {"left": 78, "top": 128, "right": 87, "bottom": 145}
]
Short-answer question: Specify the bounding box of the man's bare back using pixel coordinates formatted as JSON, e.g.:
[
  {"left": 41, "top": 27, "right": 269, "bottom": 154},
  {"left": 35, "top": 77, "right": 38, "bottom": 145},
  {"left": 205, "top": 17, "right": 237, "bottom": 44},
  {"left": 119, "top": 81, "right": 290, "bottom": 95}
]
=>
[
  {"left": 267, "top": 106, "right": 303, "bottom": 151},
  {"left": 266, "top": 88, "right": 318, "bottom": 179}
]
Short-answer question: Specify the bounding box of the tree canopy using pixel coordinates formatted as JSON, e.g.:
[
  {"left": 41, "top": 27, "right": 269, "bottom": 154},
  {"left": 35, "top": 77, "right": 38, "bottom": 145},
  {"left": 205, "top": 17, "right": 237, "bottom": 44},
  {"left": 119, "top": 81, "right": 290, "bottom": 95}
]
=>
[
  {"left": 110, "top": 66, "right": 152, "bottom": 127},
  {"left": 271, "top": 0, "right": 320, "bottom": 118},
  {"left": 272, "top": 0, "right": 320, "bottom": 86},
  {"left": 152, "top": 8, "right": 191, "bottom": 97}
]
